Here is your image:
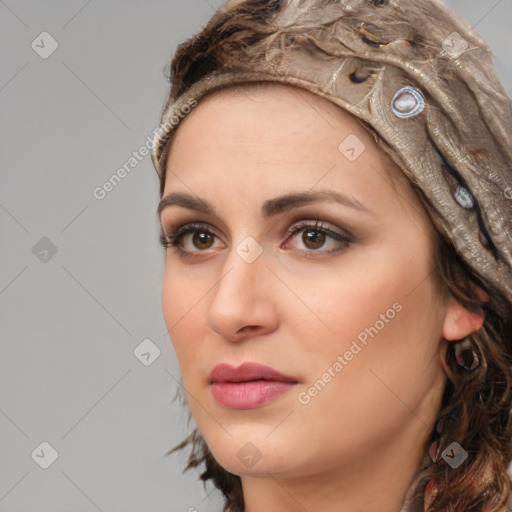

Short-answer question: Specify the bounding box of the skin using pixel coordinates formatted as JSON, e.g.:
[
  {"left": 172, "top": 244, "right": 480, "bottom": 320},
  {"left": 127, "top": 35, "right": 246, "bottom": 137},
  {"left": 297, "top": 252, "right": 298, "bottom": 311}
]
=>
[{"left": 158, "top": 83, "right": 485, "bottom": 512}]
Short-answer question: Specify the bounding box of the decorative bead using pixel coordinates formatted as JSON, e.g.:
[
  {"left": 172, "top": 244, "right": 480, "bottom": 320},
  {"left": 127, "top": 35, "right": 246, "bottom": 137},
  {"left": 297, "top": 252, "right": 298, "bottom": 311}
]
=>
[
  {"left": 479, "top": 230, "right": 491, "bottom": 249},
  {"left": 453, "top": 185, "right": 474, "bottom": 209},
  {"left": 350, "top": 68, "right": 372, "bottom": 83},
  {"left": 391, "top": 86, "right": 425, "bottom": 118},
  {"left": 362, "top": 36, "right": 381, "bottom": 48}
]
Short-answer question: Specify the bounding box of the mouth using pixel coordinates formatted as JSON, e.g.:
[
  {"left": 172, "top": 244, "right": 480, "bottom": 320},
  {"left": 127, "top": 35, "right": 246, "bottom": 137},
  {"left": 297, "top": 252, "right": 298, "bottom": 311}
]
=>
[
  {"left": 212, "top": 376, "right": 297, "bottom": 384},
  {"left": 208, "top": 361, "right": 299, "bottom": 384},
  {"left": 208, "top": 362, "right": 299, "bottom": 409}
]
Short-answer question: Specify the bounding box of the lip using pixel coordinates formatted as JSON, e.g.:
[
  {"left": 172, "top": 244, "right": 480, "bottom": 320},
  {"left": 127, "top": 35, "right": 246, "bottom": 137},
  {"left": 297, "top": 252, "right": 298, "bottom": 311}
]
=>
[
  {"left": 208, "top": 362, "right": 299, "bottom": 409},
  {"left": 209, "top": 362, "right": 298, "bottom": 384}
]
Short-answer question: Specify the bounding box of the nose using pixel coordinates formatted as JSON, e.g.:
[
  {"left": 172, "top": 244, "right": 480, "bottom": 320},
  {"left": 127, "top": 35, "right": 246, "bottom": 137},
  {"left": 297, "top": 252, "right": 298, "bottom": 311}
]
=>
[{"left": 206, "top": 245, "right": 279, "bottom": 343}]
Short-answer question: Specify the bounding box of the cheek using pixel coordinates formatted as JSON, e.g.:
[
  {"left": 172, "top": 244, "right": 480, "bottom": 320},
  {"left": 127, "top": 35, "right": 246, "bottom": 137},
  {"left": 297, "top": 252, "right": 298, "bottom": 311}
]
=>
[
  {"left": 287, "top": 250, "right": 415, "bottom": 343},
  {"left": 288, "top": 246, "right": 443, "bottom": 396},
  {"left": 161, "top": 266, "right": 206, "bottom": 372},
  {"left": 291, "top": 295, "right": 444, "bottom": 457},
  {"left": 161, "top": 262, "right": 209, "bottom": 324},
  {"left": 161, "top": 268, "right": 180, "bottom": 326}
]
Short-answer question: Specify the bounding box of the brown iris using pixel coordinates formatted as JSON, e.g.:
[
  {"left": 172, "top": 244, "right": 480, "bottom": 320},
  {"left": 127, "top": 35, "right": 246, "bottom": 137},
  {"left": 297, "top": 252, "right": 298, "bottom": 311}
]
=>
[
  {"left": 302, "top": 229, "right": 326, "bottom": 250},
  {"left": 193, "top": 231, "right": 215, "bottom": 250}
]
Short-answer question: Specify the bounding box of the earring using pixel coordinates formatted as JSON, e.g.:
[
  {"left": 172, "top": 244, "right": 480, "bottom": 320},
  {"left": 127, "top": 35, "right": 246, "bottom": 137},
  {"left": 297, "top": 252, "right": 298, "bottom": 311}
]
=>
[{"left": 454, "top": 337, "right": 480, "bottom": 370}]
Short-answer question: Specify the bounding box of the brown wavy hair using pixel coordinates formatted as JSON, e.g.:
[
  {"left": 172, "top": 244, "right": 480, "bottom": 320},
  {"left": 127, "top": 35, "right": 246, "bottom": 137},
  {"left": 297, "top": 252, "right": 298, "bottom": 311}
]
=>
[{"left": 156, "top": 1, "right": 512, "bottom": 510}]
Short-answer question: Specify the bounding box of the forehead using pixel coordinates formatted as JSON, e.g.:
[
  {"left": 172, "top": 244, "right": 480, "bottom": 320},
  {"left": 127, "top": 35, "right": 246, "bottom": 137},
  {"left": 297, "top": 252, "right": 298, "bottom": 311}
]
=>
[{"left": 166, "top": 83, "right": 374, "bottom": 167}]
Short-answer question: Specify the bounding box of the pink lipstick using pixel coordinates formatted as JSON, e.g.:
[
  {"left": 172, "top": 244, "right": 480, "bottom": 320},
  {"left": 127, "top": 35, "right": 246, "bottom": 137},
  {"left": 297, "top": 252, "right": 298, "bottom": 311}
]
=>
[{"left": 208, "top": 362, "right": 298, "bottom": 409}]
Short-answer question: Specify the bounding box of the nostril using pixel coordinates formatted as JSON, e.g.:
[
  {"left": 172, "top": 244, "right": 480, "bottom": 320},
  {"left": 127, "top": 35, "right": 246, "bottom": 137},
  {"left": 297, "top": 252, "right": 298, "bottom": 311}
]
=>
[{"left": 239, "top": 325, "right": 258, "bottom": 333}]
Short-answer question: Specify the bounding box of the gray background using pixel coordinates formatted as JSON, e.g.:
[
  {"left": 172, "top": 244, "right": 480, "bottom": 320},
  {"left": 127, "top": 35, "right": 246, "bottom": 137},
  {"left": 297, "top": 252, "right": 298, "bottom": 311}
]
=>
[{"left": 0, "top": 1, "right": 510, "bottom": 511}]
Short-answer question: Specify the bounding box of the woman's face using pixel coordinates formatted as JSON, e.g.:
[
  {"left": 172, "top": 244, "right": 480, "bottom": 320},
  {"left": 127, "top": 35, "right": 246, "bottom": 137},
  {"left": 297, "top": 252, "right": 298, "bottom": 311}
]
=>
[{"left": 158, "top": 84, "right": 461, "bottom": 489}]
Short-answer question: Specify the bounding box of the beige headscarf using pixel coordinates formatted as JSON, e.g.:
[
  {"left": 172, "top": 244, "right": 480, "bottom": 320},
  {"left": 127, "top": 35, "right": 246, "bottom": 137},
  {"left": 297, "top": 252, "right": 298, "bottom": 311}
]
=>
[{"left": 151, "top": 0, "right": 512, "bottom": 307}]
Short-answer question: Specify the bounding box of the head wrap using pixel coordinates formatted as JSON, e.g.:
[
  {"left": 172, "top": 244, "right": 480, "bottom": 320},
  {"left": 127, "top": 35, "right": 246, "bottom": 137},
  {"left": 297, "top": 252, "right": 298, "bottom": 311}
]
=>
[{"left": 151, "top": 0, "right": 512, "bottom": 304}]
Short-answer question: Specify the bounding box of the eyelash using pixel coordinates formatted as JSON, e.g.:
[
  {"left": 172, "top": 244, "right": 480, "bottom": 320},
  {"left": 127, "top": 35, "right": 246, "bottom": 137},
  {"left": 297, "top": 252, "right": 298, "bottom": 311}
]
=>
[{"left": 160, "top": 219, "right": 352, "bottom": 259}]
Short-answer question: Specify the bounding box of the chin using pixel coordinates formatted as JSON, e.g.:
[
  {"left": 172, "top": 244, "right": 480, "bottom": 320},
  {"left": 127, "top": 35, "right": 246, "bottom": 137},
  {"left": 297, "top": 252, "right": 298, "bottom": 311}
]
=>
[{"left": 216, "top": 454, "right": 292, "bottom": 479}]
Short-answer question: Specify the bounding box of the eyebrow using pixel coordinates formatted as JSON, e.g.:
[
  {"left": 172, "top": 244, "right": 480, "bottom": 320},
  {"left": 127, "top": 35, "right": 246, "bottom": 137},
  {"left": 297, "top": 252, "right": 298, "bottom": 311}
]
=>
[{"left": 157, "top": 189, "right": 375, "bottom": 218}]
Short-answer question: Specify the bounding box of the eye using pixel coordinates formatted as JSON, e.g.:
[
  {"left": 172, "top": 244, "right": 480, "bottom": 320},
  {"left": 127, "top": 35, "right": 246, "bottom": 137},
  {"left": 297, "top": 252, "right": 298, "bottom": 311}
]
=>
[
  {"left": 160, "top": 222, "right": 222, "bottom": 257},
  {"left": 283, "top": 219, "right": 351, "bottom": 256}
]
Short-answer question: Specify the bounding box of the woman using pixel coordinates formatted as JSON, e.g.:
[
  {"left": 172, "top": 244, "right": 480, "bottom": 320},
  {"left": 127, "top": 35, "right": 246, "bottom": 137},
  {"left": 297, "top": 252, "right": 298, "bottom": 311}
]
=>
[{"left": 151, "top": 1, "right": 512, "bottom": 510}]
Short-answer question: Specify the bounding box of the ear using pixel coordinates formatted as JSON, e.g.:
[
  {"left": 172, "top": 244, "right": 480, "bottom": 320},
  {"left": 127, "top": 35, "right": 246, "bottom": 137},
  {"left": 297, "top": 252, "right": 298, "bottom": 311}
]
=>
[{"left": 442, "top": 286, "right": 489, "bottom": 341}]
